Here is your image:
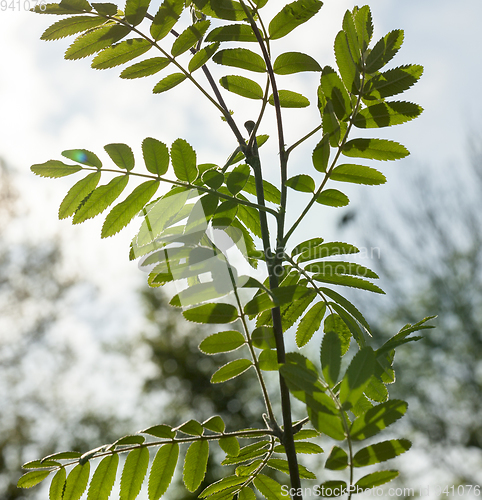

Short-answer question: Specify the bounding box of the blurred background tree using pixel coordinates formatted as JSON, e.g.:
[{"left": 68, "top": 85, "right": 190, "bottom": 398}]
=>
[{"left": 342, "top": 137, "right": 482, "bottom": 486}]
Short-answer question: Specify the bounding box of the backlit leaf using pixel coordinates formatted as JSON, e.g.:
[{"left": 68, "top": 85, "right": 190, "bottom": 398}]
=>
[
  {"left": 286, "top": 174, "right": 315, "bottom": 193},
  {"left": 211, "top": 359, "right": 252, "bottom": 383},
  {"left": 269, "top": 90, "right": 310, "bottom": 108},
  {"left": 148, "top": 443, "right": 179, "bottom": 500},
  {"left": 171, "top": 20, "right": 210, "bottom": 57},
  {"left": 41, "top": 15, "right": 106, "bottom": 40},
  {"left": 87, "top": 454, "right": 118, "bottom": 500},
  {"left": 177, "top": 420, "right": 204, "bottom": 435},
  {"left": 63, "top": 463, "right": 90, "bottom": 500},
  {"left": 31, "top": 160, "right": 82, "bottom": 178},
  {"left": 353, "top": 439, "right": 411, "bottom": 467},
  {"left": 267, "top": 459, "right": 316, "bottom": 479},
  {"left": 342, "top": 138, "right": 409, "bottom": 161},
  {"left": 325, "top": 446, "right": 348, "bottom": 470},
  {"left": 354, "top": 101, "right": 423, "bottom": 128},
  {"left": 312, "top": 135, "right": 330, "bottom": 173},
  {"left": 50, "top": 468, "right": 66, "bottom": 500},
  {"left": 104, "top": 143, "right": 135, "bottom": 171},
  {"left": 324, "top": 313, "right": 350, "bottom": 356},
  {"left": 226, "top": 164, "right": 250, "bottom": 194},
  {"left": 142, "top": 138, "right": 169, "bottom": 175},
  {"left": 214, "top": 48, "right": 266, "bottom": 73},
  {"left": 183, "top": 303, "right": 238, "bottom": 324},
  {"left": 316, "top": 189, "right": 349, "bottom": 207},
  {"left": 220, "top": 75, "right": 263, "bottom": 100},
  {"left": 102, "top": 180, "right": 159, "bottom": 237},
  {"left": 91, "top": 2, "right": 117, "bottom": 15},
  {"left": 59, "top": 172, "right": 101, "bottom": 219},
  {"left": 200, "top": 476, "right": 245, "bottom": 498},
  {"left": 296, "top": 301, "right": 326, "bottom": 347},
  {"left": 252, "top": 326, "right": 276, "bottom": 349},
  {"left": 65, "top": 24, "right": 131, "bottom": 60},
  {"left": 183, "top": 440, "right": 209, "bottom": 492},
  {"left": 339, "top": 347, "right": 376, "bottom": 409},
  {"left": 62, "top": 149, "right": 102, "bottom": 168},
  {"left": 141, "top": 424, "right": 175, "bottom": 438},
  {"left": 273, "top": 51, "right": 321, "bottom": 74},
  {"left": 321, "top": 330, "right": 341, "bottom": 387},
  {"left": 297, "top": 241, "right": 359, "bottom": 262},
  {"left": 125, "top": 0, "right": 150, "bottom": 25},
  {"left": 120, "top": 57, "right": 170, "bottom": 79},
  {"left": 205, "top": 24, "right": 257, "bottom": 42},
  {"left": 153, "top": 73, "right": 187, "bottom": 93},
  {"left": 258, "top": 349, "right": 278, "bottom": 371},
  {"left": 330, "top": 164, "right": 386, "bottom": 185},
  {"left": 73, "top": 175, "right": 129, "bottom": 224},
  {"left": 268, "top": 0, "right": 322, "bottom": 40},
  {"left": 253, "top": 474, "right": 285, "bottom": 500},
  {"left": 365, "top": 30, "right": 404, "bottom": 73},
  {"left": 218, "top": 436, "right": 240, "bottom": 457},
  {"left": 221, "top": 441, "right": 269, "bottom": 465},
  {"left": 150, "top": 0, "right": 184, "bottom": 41},
  {"left": 17, "top": 470, "right": 51, "bottom": 489},
  {"left": 355, "top": 470, "right": 399, "bottom": 490},
  {"left": 334, "top": 29, "right": 359, "bottom": 94},
  {"left": 312, "top": 273, "right": 385, "bottom": 294},
  {"left": 192, "top": 0, "right": 249, "bottom": 21},
  {"left": 199, "top": 331, "right": 246, "bottom": 354},
  {"left": 120, "top": 447, "right": 149, "bottom": 500},
  {"left": 171, "top": 138, "right": 197, "bottom": 182},
  {"left": 364, "top": 64, "right": 424, "bottom": 100},
  {"left": 202, "top": 416, "right": 225, "bottom": 433},
  {"left": 92, "top": 39, "right": 151, "bottom": 69},
  {"left": 304, "top": 261, "right": 378, "bottom": 279},
  {"left": 320, "top": 65, "right": 351, "bottom": 120},
  {"left": 189, "top": 42, "right": 219, "bottom": 72}
]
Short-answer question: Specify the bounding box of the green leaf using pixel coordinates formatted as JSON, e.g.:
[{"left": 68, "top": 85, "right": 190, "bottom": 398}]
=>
[
  {"left": 312, "top": 273, "right": 384, "bottom": 294},
  {"left": 203, "top": 416, "right": 225, "bottom": 433},
  {"left": 342, "top": 9, "right": 361, "bottom": 66},
  {"left": 267, "top": 459, "right": 316, "bottom": 479},
  {"left": 316, "top": 189, "right": 349, "bottom": 207},
  {"left": 150, "top": 0, "right": 184, "bottom": 41},
  {"left": 345, "top": 135, "right": 408, "bottom": 161},
  {"left": 199, "top": 331, "right": 246, "bottom": 354},
  {"left": 296, "top": 301, "right": 326, "bottom": 347},
  {"left": 226, "top": 164, "right": 250, "bottom": 194},
  {"left": 324, "top": 313, "right": 350, "bottom": 355},
  {"left": 73, "top": 175, "right": 128, "bottom": 224},
  {"left": 61, "top": 148, "right": 102, "bottom": 167},
  {"left": 91, "top": 3, "right": 117, "bottom": 15},
  {"left": 113, "top": 435, "right": 145, "bottom": 446},
  {"left": 330, "top": 164, "right": 386, "bottom": 185},
  {"left": 355, "top": 470, "right": 399, "bottom": 490},
  {"left": 92, "top": 39, "right": 151, "bottom": 69},
  {"left": 281, "top": 289, "right": 316, "bottom": 331},
  {"left": 353, "top": 439, "right": 411, "bottom": 467},
  {"left": 183, "top": 440, "right": 209, "bottom": 492},
  {"left": 23, "top": 459, "right": 60, "bottom": 469},
  {"left": 65, "top": 24, "right": 131, "bottom": 60},
  {"left": 243, "top": 175, "right": 280, "bottom": 204},
  {"left": 192, "top": 0, "right": 249, "bottom": 21},
  {"left": 104, "top": 143, "right": 135, "bottom": 171},
  {"left": 312, "top": 135, "right": 330, "bottom": 173},
  {"left": 274, "top": 441, "right": 323, "bottom": 454},
  {"left": 212, "top": 199, "right": 238, "bottom": 228},
  {"left": 50, "top": 468, "right": 67, "bottom": 500},
  {"left": 170, "top": 138, "right": 198, "bottom": 182},
  {"left": 221, "top": 441, "right": 269, "bottom": 465},
  {"left": 244, "top": 285, "right": 312, "bottom": 316},
  {"left": 41, "top": 15, "right": 106, "bottom": 40},
  {"left": 268, "top": 0, "right": 322, "bottom": 40},
  {"left": 59, "top": 172, "right": 101, "bottom": 219},
  {"left": 220, "top": 75, "right": 263, "bottom": 100},
  {"left": 354, "top": 5, "right": 373, "bottom": 52},
  {"left": 364, "top": 64, "right": 424, "bottom": 100},
  {"left": 258, "top": 349, "right": 279, "bottom": 371},
  {"left": 202, "top": 168, "right": 224, "bottom": 189},
  {"left": 153, "top": 73, "right": 187, "bottom": 93},
  {"left": 339, "top": 347, "right": 376, "bottom": 409},
  {"left": 41, "top": 451, "right": 82, "bottom": 462},
  {"left": 251, "top": 326, "right": 276, "bottom": 349},
  {"left": 366, "top": 30, "right": 404, "bottom": 73},
  {"left": 171, "top": 20, "right": 211, "bottom": 57},
  {"left": 213, "top": 48, "right": 266, "bottom": 73},
  {"left": 125, "top": 0, "right": 150, "bottom": 25},
  {"left": 236, "top": 202, "right": 262, "bottom": 238},
  {"left": 148, "top": 443, "right": 179, "bottom": 500},
  {"left": 205, "top": 24, "right": 257, "bottom": 42},
  {"left": 318, "top": 480, "right": 347, "bottom": 497},
  {"left": 189, "top": 42, "right": 220, "bottom": 72},
  {"left": 321, "top": 330, "right": 341, "bottom": 387},
  {"left": 325, "top": 446, "right": 348, "bottom": 470},
  {"left": 218, "top": 436, "right": 240, "bottom": 456},
  {"left": 31, "top": 160, "right": 82, "bottom": 178},
  {"left": 87, "top": 454, "right": 119, "bottom": 500},
  {"left": 64, "top": 463, "right": 90, "bottom": 500},
  {"left": 120, "top": 447, "right": 149, "bottom": 500},
  {"left": 291, "top": 237, "right": 324, "bottom": 257},
  {"left": 211, "top": 359, "right": 252, "bottom": 383},
  {"left": 350, "top": 400, "right": 408, "bottom": 441},
  {"left": 102, "top": 180, "right": 159, "bottom": 237},
  {"left": 120, "top": 57, "right": 171, "bottom": 79},
  {"left": 286, "top": 174, "right": 315, "bottom": 193},
  {"left": 320, "top": 66, "right": 351, "bottom": 120},
  {"left": 273, "top": 51, "right": 321, "bottom": 74},
  {"left": 17, "top": 470, "right": 51, "bottom": 489},
  {"left": 280, "top": 354, "right": 322, "bottom": 396},
  {"left": 304, "top": 261, "right": 378, "bottom": 279},
  {"left": 142, "top": 138, "right": 169, "bottom": 175},
  {"left": 59, "top": 0, "right": 92, "bottom": 11},
  {"left": 297, "top": 241, "right": 359, "bottom": 262},
  {"left": 253, "top": 474, "right": 285, "bottom": 500},
  {"left": 365, "top": 375, "right": 389, "bottom": 403},
  {"left": 141, "top": 424, "right": 175, "bottom": 438},
  {"left": 177, "top": 419, "right": 204, "bottom": 435},
  {"left": 354, "top": 101, "right": 423, "bottom": 128},
  {"left": 200, "top": 476, "right": 246, "bottom": 498},
  {"left": 182, "top": 303, "right": 238, "bottom": 324},
  {"left": 269, "top": 90, "right": 310, "bottom": 108},
  {"left": 334, "top": 29, "right": 359, "bottom": 94}
]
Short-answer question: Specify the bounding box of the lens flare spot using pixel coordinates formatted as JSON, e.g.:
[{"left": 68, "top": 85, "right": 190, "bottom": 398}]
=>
[{"left": 72, "top": 150, "right": 88, "bottom": 164}]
